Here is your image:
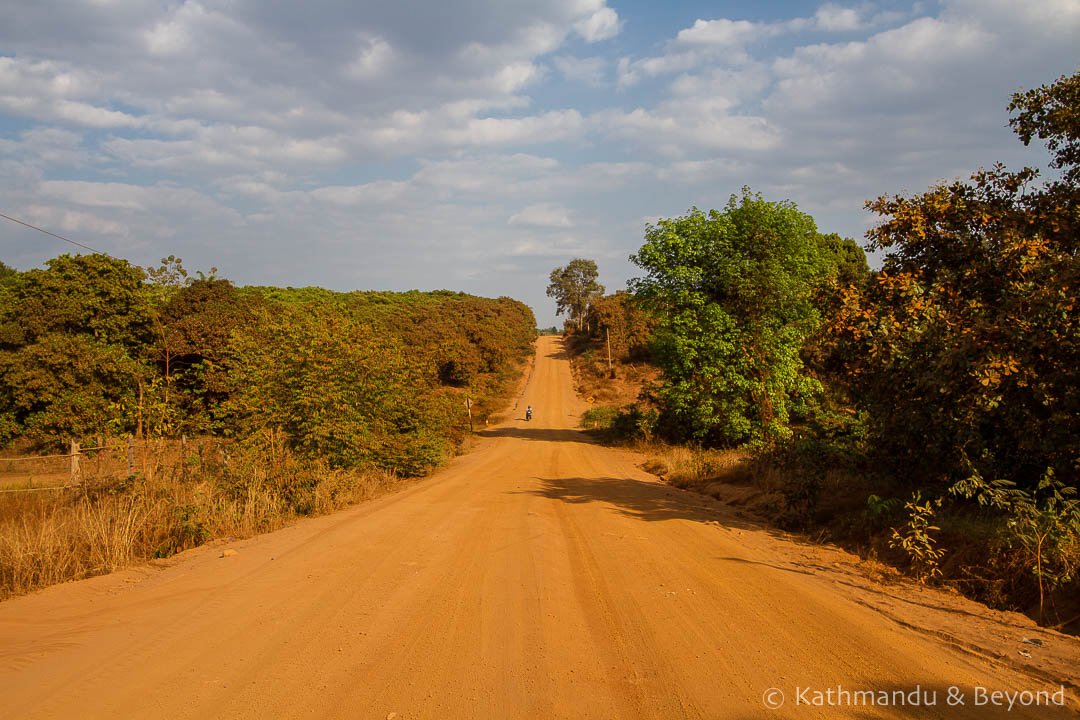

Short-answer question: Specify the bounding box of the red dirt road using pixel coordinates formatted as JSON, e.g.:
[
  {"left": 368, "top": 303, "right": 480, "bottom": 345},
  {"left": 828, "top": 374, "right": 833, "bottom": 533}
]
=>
[{"left": 1, "top": 337, "right": 1077, "bottom": 719}]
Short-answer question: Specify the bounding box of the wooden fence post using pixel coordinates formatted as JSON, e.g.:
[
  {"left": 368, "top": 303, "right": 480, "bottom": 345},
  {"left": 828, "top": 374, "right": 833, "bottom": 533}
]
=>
[{"left": 69, "top": 439, "right": 80, "bottom": 484}]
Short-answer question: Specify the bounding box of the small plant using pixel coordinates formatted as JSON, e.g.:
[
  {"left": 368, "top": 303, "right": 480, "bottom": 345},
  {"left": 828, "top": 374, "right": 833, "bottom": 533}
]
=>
[
  {"left": 779, "top": 473, "right": 823, "bottom": 530},
  {"left": 890, "top": 491, "right": 945, "bottom": 583},
  {"left": 581, "top": 406, "right": 619, "bottom": 430},
  {"left": 611, "top": 404, "right": 658, "bottom": 442},
  {"left": 952, "top": 464, "right": 1080, "bottom": 622},
  {"left": 865, "top": 494, "right": 901, "bottom": 532}
]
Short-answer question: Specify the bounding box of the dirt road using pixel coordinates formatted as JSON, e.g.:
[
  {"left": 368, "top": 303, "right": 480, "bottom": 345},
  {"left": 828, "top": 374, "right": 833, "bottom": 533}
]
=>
[{"left": 1, "top": 337, "right": 1077, "bottom": 719}]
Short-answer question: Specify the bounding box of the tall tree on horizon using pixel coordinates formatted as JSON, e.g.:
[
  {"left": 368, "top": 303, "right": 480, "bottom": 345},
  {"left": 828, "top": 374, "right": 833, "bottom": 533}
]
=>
[{"left": 546, "top": 258, "right": 605, "bottom": 332}]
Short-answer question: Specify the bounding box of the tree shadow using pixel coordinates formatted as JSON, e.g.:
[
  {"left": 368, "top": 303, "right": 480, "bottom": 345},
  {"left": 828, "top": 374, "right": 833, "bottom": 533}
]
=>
[
  {"left": 478, "top": 427, "right": 595, "bottom": 445},
  {"left": 515, "top": 474, "right": 770, "bottom": 532},
  {"left": 543, "top": 345, "right": 572, "bottom": 361}
]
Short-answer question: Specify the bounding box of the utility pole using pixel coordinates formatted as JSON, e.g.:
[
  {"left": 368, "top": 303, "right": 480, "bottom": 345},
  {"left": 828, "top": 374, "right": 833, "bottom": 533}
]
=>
[{"left": 606, "top": 327, "right": 613, "bottom": 377}]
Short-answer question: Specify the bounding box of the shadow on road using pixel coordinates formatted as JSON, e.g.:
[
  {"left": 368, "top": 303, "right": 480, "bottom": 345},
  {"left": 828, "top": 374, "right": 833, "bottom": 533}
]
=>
[
  {"left": 543, "top": 345, "right": 572, "bottom": 361},
  {"left": 479, "top": 427, "right": 594, "bottom": 444},
  {"left": 516, "top": 474, "right": 769, "bottom": 532}
]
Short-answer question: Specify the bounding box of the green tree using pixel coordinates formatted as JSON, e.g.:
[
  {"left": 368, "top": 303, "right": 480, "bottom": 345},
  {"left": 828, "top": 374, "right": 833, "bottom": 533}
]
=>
[
  {"left": 1, "top": 254, "right": 152, "bottom": 348},
  {"left": 0, "top": 261, "right": 17, "bottom": 287},
  {"left": 143, "top": 254, "right": 190, "bottom": 305},
  {"left": 222, "top": 306, "right": 455, "bottom": 475},
  {"left": 0, "top": 333, "right": 143, "bottom": 439},
  {"left": 630, "top": 188, "right": 832, "bottom": 447},
  {"left": 546, "top": 259, "right": 604, "bottom": 332},
  {"left": 816, "top": 233, "right": 870, "bottom": 289},
  {"left": 0, "top": 254, "right": 153, "bottom": 439}
]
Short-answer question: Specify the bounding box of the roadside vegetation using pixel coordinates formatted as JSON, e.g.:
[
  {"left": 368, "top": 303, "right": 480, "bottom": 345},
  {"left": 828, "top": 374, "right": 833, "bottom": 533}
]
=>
[
  {"left": 564, "top": 70, "right": 1080, "bottom": 630},
  {"left": 0, "top": 258, "right": 534, "bottom": 598}
]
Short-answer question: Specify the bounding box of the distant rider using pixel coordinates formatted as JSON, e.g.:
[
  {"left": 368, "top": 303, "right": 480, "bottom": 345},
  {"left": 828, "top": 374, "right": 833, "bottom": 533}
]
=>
[{"left": 526, "top": 405, "right": 533, "bottom": 421}]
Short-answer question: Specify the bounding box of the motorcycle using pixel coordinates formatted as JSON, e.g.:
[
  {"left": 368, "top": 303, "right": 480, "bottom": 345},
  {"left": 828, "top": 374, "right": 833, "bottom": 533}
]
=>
[{"left": 525, "top": 407, "right": 533, "bottom": 421}]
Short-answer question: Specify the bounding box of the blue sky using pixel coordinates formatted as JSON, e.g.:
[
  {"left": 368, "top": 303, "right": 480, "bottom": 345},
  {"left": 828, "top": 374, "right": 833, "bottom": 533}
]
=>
[{"left": 0, "top": 0, "right": 1076, "bottom": 326}]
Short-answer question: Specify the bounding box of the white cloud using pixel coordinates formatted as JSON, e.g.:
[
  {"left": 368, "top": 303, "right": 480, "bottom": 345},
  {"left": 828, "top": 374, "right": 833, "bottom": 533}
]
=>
[
  {"left": 574, "top": 7, "right": 621, "bottom": 42},
  {"left": 553, "top": 56, "right": 607, "bottom": 87},
  {"left": 675, "top": 18, "right": 778, "bottom": 47},
  {"left": 597, "top": 104, "right": 780, "bottom": 157},
  {"left": 809, "top": 4, "right": 865, "bottom": 32},
  {"left": 509, "top": 203, "right": 574, "bottom": 228},
  {"left": 344, "top": 37, "right": 395, "bottom": 79}
]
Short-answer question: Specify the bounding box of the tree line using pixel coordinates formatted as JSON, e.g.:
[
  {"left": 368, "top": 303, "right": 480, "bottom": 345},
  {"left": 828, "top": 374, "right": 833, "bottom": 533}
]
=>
[{"left": 0, "top": 256, "right": 535, "bottom": 476}]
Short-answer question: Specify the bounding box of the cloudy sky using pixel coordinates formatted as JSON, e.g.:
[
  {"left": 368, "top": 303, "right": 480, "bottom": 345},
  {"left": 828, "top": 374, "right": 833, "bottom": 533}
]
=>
[{"left": 1, "top": 0, "right": 1077, "bottom": 325}]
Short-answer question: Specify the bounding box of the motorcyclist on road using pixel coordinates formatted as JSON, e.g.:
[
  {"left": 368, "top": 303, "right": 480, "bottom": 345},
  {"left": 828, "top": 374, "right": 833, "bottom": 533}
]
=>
[{"left": 526, "top": 405, "right": 533, "bottom": 421}]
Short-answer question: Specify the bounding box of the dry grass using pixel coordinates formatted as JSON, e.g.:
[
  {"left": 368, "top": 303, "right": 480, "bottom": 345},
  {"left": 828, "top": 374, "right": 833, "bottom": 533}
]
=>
[
  {"left": 0, "top": 439, "right": 400, "bottom": 600},
  {"left": 636, "top": 443, "right": 799, "bottom": 521},
  {"left": 640, "top": 444, "right": 752, "bottom": 488}
]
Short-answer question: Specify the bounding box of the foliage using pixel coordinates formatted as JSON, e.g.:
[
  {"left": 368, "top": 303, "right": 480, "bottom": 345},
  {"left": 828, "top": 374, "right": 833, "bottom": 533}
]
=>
[
  {"left": 222, "top": 306, "right": 455, "bottom": 475},
  {"left": 547, "top": 258, "right": 604, "bottom": 332},
  {"left": 865, "top": 494, "right": 901, "bottom": 532},
  {"left": 889, "top": 492, "right": 946, "bottom": 583},
  {"left": 830, "top": 70, "right": 1080, "bottom": 490},
  {"left": 598, "top": 405, "right": 659, "bottom": 442},
  {"left": 1, "top": 253, "right": 152, "bottom": 348},
  {"left": 1009, "top": 70, "right": 1080, "bottom": 184},
  {"left": 581, "top": 406, "right": 619, "bottom": 430},
  {"left": 143, "top": 255, "right": 191, "bottom": 305},
  {"left": 582, "top": 290, "right": 658, "bottom": 361},
  {"left": 0, "top": 254, "right": 152, "bottom": 440},
  {"left": 0, "top": 333, "right": 143, "bottom": 439},
  {"left": 0, "top": 254, "right": 534, "bottom": 477},
  {"left": 153, "top": 277, "right": 259, "bottom": 431},
  {"left": 815, "top": 233, "right": 870, "bottom": 289},
  {"left": 629, "top": 188, "right": 833, "bottom": 448},
  {"left": 0, "top": 261, "right": 17, "bottom": 286},
  {"left": 803, "top": 233, "right": 871, "bottom": 374},
  {"left": 951, "top": 464, "right": 1080, "bottom": 621}
]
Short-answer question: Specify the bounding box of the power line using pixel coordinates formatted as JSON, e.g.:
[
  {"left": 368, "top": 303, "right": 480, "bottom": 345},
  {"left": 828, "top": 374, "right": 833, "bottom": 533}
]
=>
[{"left": 0, "top": 212, "right": 111, "bottom": 258}]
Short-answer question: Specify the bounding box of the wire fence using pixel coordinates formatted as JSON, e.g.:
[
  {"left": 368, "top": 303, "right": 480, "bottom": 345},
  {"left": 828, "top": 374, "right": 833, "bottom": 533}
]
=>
[{"left": 0, "top": 435, "right": 235, "bottom": 493}]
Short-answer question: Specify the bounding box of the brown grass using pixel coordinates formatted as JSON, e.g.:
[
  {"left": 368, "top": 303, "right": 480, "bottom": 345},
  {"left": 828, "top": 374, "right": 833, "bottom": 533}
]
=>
[{"left": 0, "top": 439, "right": 400, "bottom": 600}]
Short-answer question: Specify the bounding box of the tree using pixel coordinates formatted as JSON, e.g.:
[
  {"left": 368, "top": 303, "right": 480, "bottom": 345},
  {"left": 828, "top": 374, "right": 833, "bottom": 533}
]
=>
[
  {"left": 143, "top": 254, "right": 190, "bottom": 306},
  {"left": 803, "top": 233, "right": 872, "bottom": 375},
  {"left": 1009, "top": 70, "right": 1080, "bottom": 184},
  {"left": 630, "top": 188, "right": 832, "bottom": 447},
  {"left": 815, "top": 233, "right": 870, "bottom": 289},
  {"left": 0, "top": 261, "right": 17, "bottom": 287},
  {"left": 0, "top": 254, "right": 153, "bottom": 439},
  {"left": 831, "top": 70, "right": 1080, "bottom": 490},
  {"left": 1, "top": 254, "right": 152, "bottom": 348},
  {"left": 584, "top": 291, "right": 658, "bottom": 361},
  {"left": 546, "top": 259, "right": 604, "bottom": 332}
]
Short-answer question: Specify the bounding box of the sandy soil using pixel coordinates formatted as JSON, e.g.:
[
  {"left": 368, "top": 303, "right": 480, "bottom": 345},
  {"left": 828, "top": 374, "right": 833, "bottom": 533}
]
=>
[{"left": 1, "top": 336, "right": 1077, "bottom": 719}]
